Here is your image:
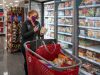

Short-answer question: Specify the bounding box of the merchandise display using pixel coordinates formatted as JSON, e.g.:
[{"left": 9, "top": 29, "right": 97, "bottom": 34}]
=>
[
  {"left": 44, "top": 0, "right": 100, "bottom": 74},
  {"left": 44, "top": 2, "right": 54, "bottom": 39},
  {"left": 7, "top": 7, "right": 24, "bottom": 53},
  {"left": 79, "top": 0, "right": 100, "bottom": 74},
  {"left": 0, "top": 11, "right": 4, "bottom": 34}
]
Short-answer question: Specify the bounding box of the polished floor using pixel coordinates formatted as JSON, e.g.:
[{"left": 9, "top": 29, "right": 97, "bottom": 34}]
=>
[{"left": 0, "top": 36, "right": 24, "bottom": 75}]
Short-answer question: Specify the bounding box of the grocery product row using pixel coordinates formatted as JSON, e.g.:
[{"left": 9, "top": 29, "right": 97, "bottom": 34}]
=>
[{"left": 7, "top": 7, "right": 24, "bottom": 53}]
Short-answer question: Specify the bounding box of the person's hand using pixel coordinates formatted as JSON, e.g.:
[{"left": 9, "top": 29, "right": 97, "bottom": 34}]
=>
[{"left": 34, "top": 26, "right": 38, "bottom": 32}]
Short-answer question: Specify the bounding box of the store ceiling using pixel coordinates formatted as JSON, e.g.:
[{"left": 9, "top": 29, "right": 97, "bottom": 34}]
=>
[{"left": 0, "top": 0, "right": 24, "bottom": 9}]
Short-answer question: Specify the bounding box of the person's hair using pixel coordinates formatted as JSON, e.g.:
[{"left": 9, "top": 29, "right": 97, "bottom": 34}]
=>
[{"left": 28, "top": 10, "right": 39, "bottom": 19}]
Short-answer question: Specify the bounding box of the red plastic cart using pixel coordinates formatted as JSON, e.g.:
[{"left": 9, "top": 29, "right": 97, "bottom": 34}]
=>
[{"left": 24, "top": 40, "right": 82, "bottom": 75}]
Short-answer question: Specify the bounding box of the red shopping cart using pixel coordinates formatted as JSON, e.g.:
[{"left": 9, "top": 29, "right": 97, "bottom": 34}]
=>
[{"left": 24, "top": 39, "right": 82, "bottom": 75}]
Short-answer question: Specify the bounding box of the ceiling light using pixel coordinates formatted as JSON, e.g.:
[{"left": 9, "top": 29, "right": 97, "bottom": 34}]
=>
[
  {"left": 6, "top": 5, "right": 8, "bottom": 6},
  {"left": 0, "top": 4, "right": 3, "bottom": 5},
  {"left": 4, "top": 1, "right": 6, "bottom": 3},
  {"left": 10, "top": 3, "right": 13, "bottom": 5},
  {"left": 15, "top": 0, "right": 19, "bottom": 2}
]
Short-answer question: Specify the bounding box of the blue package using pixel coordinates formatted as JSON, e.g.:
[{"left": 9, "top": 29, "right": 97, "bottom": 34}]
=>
[{"left": 18, "top": 16, "right": 22, "bottom": 22}]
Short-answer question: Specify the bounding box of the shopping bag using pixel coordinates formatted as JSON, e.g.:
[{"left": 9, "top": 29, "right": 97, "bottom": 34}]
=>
[{"left": 36, "top": 41, "right": 61, "bottom": 60}]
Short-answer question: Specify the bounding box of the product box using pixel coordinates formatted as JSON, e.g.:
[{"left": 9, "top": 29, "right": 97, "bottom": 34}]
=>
[
  {"left": 79, "top": 19, "right": 86, "bottom": 26},
  {"left": 65, "top": 19, "right": 72, "bottom": 25},
  {"left": 93, "top": 30, "right": 100, "bottom": 39},
  {"left": 87, "top": 29, "right": 94, "bottom": 38},
  {"left": 86, "top": 50, "right": 95, "bottom": 60},
  {"left": 65, "top": 10, "right": 71, "bottom": 16},
  {"left": 80, "top": 29, "right": 86, "bottom": 36},
  {"left": 94, "top": 21, "right": 100, "bottom": 27},
  {"left": 58, "top": 3, "right": 65, "bottom": 8},
  {"left": 79, "top": 48, "right": 86, "bottom": 56}
]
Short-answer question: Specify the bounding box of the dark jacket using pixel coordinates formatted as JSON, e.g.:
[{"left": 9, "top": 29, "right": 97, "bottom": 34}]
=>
[{"left": 21, "top": 20, "right": 41, "bottom": 44}]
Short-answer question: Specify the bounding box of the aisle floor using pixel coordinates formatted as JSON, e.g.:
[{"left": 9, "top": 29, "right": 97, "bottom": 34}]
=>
[{"left": 0, "top": 48, "right": 25, "bottom": 75}]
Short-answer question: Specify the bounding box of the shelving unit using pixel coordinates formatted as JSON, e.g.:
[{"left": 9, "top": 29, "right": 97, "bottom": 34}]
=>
[
  {"left": 0, "top": 10, "right": 4, "bottom": 35},
  {"left": 7, "top": 7, "right": 24, "bottom": 53},
  {"left": 57, "top": 0, "right": 74, "bottom": 54},
  {"left": 44, "top": 1, "right": 55, "bottom": 39},
  {"left": 78, "top": 0, "right": 100, "bottom": 74}
]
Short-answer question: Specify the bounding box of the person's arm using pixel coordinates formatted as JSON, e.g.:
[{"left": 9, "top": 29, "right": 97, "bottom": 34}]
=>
[{"left": 21, "top": 22, "right": 34, "bottom": 39}]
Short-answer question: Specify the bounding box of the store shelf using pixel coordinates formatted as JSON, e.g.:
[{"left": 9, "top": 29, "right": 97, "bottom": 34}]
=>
[
  {"left": 80, "top": 4, "right": 100, "bottom": 8},
  {"left": 86, "top": 17, "right": 100, "bottom": 21},
  {"left": 64, "top": 49, "right": 72, "bottom": 54},
  {"left": 58, "top": 24, "right": 73, "bottom": 27},
  {"left": 58, "top": 32, "right": 72, "bottom": 36},
  {"left": 58, "top": 16, "right": 73, "bottom": 18},
  {"left": 79, "top": 56, "right": 100, "bottom": 66},
  {"left": 47, "top": 23, "right": 54, "bottom": 25},
  {"left": 79, "top": 36, "right": 100, "bottom": 42},
  {"left": 44, "top": 1, "right": 54, "bottom": 4},
  {"left": 50, "top": 30, "right": 54, "bottom": 32},
  {"left": 79, "top": 26, "right": 100, "bottom": 30},
  {"left": 45, "top": 9, "right": 54, "bottom": 11},
  {"left": 79, "top": 45, "right": 100, "bottom": 53},
  {"left": 80, "top": 69, "right": 92, "bottom": 75},
  {"left": 59, "top": 40, "right": 72, "bottom": 45},
  {"left": 58, "top": 7, "right": 73, "bottom": 10},
  {"left": 45, "top": 36, "right": 54, "bottom": 39},
  {"left": 44, "top": 16, "right": 54, "bottom": 18}
]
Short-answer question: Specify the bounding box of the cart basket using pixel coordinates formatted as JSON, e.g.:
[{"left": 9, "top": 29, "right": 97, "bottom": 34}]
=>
[{"left": 24, "top": 39, "right": 82, "bottom": 75}]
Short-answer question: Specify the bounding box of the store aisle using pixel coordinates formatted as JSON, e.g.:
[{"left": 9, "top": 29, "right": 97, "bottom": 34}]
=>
[
  {"left": 0, "top": 36, "right": 25, "bottom": 75},
  {"left": 7, "top": 52, "right": 25, "bottom": 75}
]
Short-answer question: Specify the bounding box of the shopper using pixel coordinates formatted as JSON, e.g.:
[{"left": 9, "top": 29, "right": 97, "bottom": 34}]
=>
[{"left": 21, "top": 10, "right": 42, "bottom": 75}]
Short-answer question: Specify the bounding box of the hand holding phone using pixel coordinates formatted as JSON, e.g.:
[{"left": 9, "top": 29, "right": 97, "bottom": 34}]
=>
[{"left": 34, "top": 26, "right": 38, "bottom": 32}]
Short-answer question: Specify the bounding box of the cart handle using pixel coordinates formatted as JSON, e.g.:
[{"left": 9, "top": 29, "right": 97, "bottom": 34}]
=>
[{"left": 24, "top": 41, "right": 82, "bottom": 71}]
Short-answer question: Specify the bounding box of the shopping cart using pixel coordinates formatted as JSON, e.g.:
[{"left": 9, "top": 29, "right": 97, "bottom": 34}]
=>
[{"left": 24, "top": 39, "right": 82, "bottom": 75}]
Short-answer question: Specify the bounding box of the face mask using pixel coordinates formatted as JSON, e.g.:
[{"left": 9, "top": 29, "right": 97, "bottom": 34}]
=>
[{"left": 31, "top": 16, "right": 37, "bottom": 22}]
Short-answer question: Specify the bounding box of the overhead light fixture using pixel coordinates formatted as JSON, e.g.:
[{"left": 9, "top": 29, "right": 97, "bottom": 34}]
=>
[
  {"left": 15, "top": 0, "right": 19, "bottom": 2},
  {"left": 0, "top": 4, "right": 3, "bottom": 5},
  {"left": 6, "top": 5, "right": 8, "bottom": 6},
  {"left": 15, "top": 4, "right": 18, "bottom": 7},
  {"left": 10, "top": 3, "right": 13, "bottom": 5},
  {"left": 4, "top": 1, "right": 6, "bottom": 3}
]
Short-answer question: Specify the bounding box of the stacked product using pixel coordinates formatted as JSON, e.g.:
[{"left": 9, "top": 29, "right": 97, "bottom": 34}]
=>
[
  {"left": 79, "top": 0, "right": 100, "bottom": 74},
  {"left": 7, "top": 7, "right": 24, "bottom": 53}
]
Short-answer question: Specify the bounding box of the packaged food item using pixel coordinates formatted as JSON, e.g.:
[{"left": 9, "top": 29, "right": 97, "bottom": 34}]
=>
[
  {"left": 96, "top": 8, "right": 100, "bottom": 17},
  {"left": 87, "top": 20, "right": 94, "bottom": 27},
  {"left": 86, "top": 50, "right": 95, "bottom": 59},
  {"left": 58, "top": 3, "right": 65, "bottom": 8},
  {"left": 94, "top": 21, "right": 100, "bottom": 27},
  {"left": 93, "top": 30, "right": 100, "bottom": 39},
  {"left": 79, "top": 19, "right": 86, "bottom": 26},
  {"left": 94, "top": 53, "right": 100, "bottom": 63},
  {"left": 65, "top": 1, "right": 71, "bottom": 7},
  {"left": 87, "top": 29, "right": 94, "bottom": 38},
  {"left": 80, "top": 29, "right": 86, "bottom": 36},
  {"left": 79, "top": 48, "right": 86, "bottom": 56},
  {"left": 82, "top": 63, "right": 93, "bottom": 72},
  {"left": 83, "top": 0, "right": 92, "bottom": 5},
  {"left": 65, "top": 10, "right": 71, "bottom": 16}
]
